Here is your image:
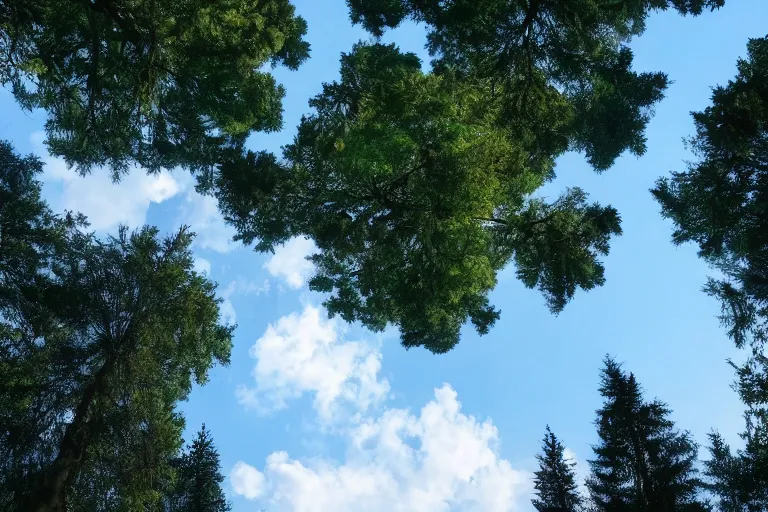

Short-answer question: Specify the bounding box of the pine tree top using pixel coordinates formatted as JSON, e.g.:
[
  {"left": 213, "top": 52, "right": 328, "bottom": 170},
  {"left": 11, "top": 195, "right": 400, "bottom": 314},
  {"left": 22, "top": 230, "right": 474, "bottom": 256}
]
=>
[{"left": 532, "top": 425, "right": 582, "bottom": 512}]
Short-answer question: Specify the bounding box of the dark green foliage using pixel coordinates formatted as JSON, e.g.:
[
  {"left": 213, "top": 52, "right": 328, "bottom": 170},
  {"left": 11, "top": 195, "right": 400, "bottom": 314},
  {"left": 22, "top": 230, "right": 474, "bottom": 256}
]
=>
[
  {"left": 586, "top": 357, "right": 708, "bottom": 511},
  {"left": 653, "top": 36, "right": 768, "bottom": 350},
  {"left": 0, "top": 0, "right": 309, "bottom": 177},
  {"left": 216, "top": 42, "right": 623, "bottom": 353},
  {"left": 703, "top": 357, "right": 768, "bottom": 511},
  {"left": 0, "top": 140, "right": 233, "bottom": 511},
  {"left": 167, "top": 425, "right": 231, "bottom": 512},
  {"left": 532, "top": 426, "right": 583, "bottom": 512},
  {"left": 348, "top": 0, "right": 725, "bottom": 38}
]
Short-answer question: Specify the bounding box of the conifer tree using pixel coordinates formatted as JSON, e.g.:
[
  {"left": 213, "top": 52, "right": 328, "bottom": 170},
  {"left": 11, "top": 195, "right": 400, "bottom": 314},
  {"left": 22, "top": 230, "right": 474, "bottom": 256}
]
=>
[
  {"left": 532, "top": 426, "right": 583, "bottom": 512},
  {"left": 587, "top": 357, "right": 708, "bottom": 511},
  {"left": 217, "top": 1, "right": 725, "bottom": 352},
  {"left": 169, "top": 425, "right": 231, "bottom": 512}
]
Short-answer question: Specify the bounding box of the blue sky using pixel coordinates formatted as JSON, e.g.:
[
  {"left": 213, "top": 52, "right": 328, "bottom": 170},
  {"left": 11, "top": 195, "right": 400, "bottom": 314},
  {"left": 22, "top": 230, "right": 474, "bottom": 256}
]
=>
[{"left": 1, "top": 1, "right": 766, "bottom": 510}]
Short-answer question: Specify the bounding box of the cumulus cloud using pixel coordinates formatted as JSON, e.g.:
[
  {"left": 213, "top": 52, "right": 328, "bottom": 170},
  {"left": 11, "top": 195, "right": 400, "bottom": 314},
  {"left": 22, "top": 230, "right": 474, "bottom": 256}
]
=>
[
  {"left": 230, "top": 461, "right": 267, "bottom": 500},
  {"left": 32, "top": 132, "right": 184, "bottom": 231},
  {"left": 230, "top": 385, "right": 533, "bottom": 512},
  {"left": 177, "top": 190, "right": 238, "bottom": 253},
  {"left": 235, "top": 305, "right": 389, "bottom": 421},
  {"left": 263, "top": 237, "right": 318, "bottom": 289}
]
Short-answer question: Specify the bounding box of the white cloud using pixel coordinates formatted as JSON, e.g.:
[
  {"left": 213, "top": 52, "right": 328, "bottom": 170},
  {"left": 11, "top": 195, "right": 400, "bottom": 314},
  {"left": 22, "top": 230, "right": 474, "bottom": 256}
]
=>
[
  {"left": 231, "top": 461, "right": 267, "bottom": 500},
  {"left": 235, "top": 305, "right": 389, "bottom": 421},
  {"left": 177, "top": 190, "right": 238, "bottom": 253},
  {"left": 194, "top": 257, "right": 212, "bottom": 275},
  {"left": 263, "top": 237, "right": 318, "bottom": 289},
  {"left": 32, "top": 132, "right": 184, "bottom": 231},
  {"left": 230, "top": 385, "right": 532, "bottom": 512}
]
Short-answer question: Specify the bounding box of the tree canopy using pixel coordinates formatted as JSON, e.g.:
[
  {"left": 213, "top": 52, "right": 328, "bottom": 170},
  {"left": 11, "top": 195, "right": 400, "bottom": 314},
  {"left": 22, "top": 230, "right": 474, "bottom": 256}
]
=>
[
  {"left": 653, "top": 36, "right": 768, "bottom": 350},
  {"left": 347, "top": 0, "right": 724, "bottom": 170},
  {"left": 0, "top": 0, "right": 309, "bottom": 177},
  {"left": 1, "top": 0, "right": 731, "bottom": 352},
  {"left": 213, "top": 0, "right": 731, "bottom": 352},
  {"left": 216, "top": 42, "right": 626, "bottom": 352}
]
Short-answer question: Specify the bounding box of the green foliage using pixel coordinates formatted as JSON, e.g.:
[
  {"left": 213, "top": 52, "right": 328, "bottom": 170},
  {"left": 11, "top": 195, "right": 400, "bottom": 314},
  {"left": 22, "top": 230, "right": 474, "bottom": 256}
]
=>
[
  {"left": 216, "top": 42, "right": 623, "bottom": 352},
  {"left": 532, "top": 426, "right": 583, "bottom": 512},
  {"left": 0, "top": 141, "right": 233, "bottom": 511},
  {"left": 0, "top": 0, "right": 309, "bottom": 177},
  {"left": 586, "top": 357, "right": 709, "bottom": 511},
  {"left": 703, "top": 357, "right": 768, "bottom": 511},
  {"left": 218, "top": 0, "right": 728, "bottom": 351},
  {"left": 167, "top": 425, "right": 231, "bottom": 512},
  {"left": 348, "top": 0, "right": 725, "bottom": 38}
]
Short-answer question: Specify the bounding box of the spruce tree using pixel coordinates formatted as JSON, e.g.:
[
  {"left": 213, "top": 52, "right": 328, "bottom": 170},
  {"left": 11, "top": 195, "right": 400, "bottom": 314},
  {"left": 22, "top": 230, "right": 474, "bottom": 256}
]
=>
[
  {"left": 169, "top": 425, "right": 231, "bottom": 512},
  {"left": 532, "top": 426, "right": 583, "bottom": 512},
  {"left": 0, "top": 141, "right": 85, "bottom": 511},
  {"left": 704, "top": 429, "right": 768, "bottom": 511},
  {"left": 587, "top": 357, "right": 708, "bottom": 511}
]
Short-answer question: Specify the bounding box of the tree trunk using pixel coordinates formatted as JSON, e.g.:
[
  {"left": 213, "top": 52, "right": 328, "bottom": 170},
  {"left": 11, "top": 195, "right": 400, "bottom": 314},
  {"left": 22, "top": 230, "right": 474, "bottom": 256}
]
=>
[{"left": 24, "top": 354, "right": 117, "bottom": 512}]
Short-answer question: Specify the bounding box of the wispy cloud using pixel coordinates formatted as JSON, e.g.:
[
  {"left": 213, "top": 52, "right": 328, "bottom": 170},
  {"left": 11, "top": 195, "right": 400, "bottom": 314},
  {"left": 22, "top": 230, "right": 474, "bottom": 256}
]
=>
[{"left": 218, "top": 278, "right": 271, "bottom": 327}]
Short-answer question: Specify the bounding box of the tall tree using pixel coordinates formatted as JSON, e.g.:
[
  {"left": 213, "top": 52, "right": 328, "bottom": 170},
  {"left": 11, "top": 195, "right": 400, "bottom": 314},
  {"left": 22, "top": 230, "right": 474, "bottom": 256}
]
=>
[
  {"left": 168, "top": 425, "right": 231, "bottom": 512},
  {"left": 652, "top": 35, "right": 768, "bottom": 510},
  {"left": 704, "top": 358, "right": 768, "bottom": 511},
  {"left": 587, "top": 357, "right": 708, "bottom": 511},
  {"left": 0, "top": 0, "right": 309, "bottom": 176},
  {"left": 532, "top": 426, "right": 583, "bottom": 512},
  {"left": 0, "top": 141, "right": 233, "bottom": 511}
]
